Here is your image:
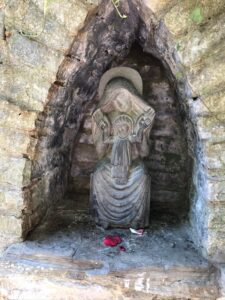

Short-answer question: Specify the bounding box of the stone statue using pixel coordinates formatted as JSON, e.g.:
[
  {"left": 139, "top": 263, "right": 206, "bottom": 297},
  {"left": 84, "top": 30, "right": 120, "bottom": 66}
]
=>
[{"left": 90, "top": 67, "right": 155, "bottom": 229}]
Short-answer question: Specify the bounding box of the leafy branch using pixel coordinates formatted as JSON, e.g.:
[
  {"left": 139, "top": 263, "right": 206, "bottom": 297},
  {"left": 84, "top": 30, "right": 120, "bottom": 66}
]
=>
[{"left": 111, "top": 0, "right": 127, "bottom": 19}]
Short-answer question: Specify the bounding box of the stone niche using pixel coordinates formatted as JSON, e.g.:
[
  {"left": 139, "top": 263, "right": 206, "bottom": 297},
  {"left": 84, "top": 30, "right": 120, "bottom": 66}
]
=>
[
  {"left": 14, "top": 0, "right": 216, "bottom": 264},
  {"left": 69, "top": 44, "right": 191, "bottom": 220},
  {"left": 24, "top": 0, "right": 202, "bottom": 262},
  {"left": 1, "top": 0, "right": 225, "bottom": 298}
]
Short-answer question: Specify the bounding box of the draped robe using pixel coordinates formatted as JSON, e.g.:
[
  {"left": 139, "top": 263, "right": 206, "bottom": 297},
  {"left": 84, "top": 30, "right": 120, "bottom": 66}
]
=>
[{"left": 91, "top": 136, "right": 151, "bottom": 228}]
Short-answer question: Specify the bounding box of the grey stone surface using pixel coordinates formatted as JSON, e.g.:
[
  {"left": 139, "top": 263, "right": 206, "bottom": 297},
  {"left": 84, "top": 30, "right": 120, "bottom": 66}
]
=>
[{"left": 0, "top": 198, "right": 219, "bottom": 299}]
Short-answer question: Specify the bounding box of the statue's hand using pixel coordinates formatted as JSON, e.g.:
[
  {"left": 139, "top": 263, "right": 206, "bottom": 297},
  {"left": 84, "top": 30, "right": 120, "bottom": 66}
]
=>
[
  {"left": 138, "top": 109, "right": 154, "bottom": 129},
  {"left": 139, "top": 118, "right": 148, "bottom": 129},
  {"left": 98, "top": 119, "right": 108, "bottom": 130}
]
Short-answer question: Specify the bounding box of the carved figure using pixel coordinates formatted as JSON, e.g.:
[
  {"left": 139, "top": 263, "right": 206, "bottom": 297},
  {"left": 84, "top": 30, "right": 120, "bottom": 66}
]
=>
[{"left": 90, "top": 67, "right": 155, "bottom": 229}]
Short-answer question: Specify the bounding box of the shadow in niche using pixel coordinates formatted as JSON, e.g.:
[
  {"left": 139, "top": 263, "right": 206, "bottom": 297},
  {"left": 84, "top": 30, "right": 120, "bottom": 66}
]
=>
[
  {"left": 68, "top": 43, "right": 191, "bottom": 224},
  {"left": 25, "top": 44, "right": 192, "bottom": 239},
  {"left": 10, "top": 45, "right": 198, "bottom": 273}
]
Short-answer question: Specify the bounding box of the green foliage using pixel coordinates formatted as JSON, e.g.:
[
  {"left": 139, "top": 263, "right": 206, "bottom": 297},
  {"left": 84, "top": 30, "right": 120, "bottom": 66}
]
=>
[
  {"left": 175, "top": 71, "right": 183, "bottom": 80},
  {"left": 111, "top": 0, "right": 127, "bottom": 19},
  {"left": 190, "top": 7, "right": 204, "bottom": 24},
  {"left": 176, "top": 43, "right": 181, "bottom": 52}
]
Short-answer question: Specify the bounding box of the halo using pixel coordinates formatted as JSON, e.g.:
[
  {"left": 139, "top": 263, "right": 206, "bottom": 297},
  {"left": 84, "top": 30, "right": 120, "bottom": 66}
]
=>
[{"left": 98, "top": 67, "right": 143, "bottom": 98}]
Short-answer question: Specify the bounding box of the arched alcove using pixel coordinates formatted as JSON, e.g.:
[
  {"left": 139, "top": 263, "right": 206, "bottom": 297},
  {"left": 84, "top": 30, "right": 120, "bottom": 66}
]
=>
[
  {"left": 21, "top": 0, "right": 205, "bottom": 260},
  {"left": 69, "top": 43, "right": 191, "bottom": 221},
  {"left": 2, "top": 0, "right": 225, "bottom": 298}
]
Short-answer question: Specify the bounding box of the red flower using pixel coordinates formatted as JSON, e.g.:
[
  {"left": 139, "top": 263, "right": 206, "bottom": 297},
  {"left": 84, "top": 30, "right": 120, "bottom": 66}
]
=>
[{"left": 103, "top": 235, "right": 122, "bottom": 247}]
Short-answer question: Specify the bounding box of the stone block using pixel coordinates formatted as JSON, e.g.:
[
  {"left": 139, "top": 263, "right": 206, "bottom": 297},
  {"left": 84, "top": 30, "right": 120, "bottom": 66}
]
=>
[
  {"left": 0, "top": 100, "right": 37, "bottom": 130},
  {"left": 0, "top": 64, "right": 51, "bottom": 111},
  {"left": 189, "top": 91, "right": 225, "bottom": 117},
  {"left": 3, "top": 0, "right": 98, "bottom": 66},
  {"left": 31, "top": 0, "right": 98, "bottom": 35},
  {"left": 187, "top": 52, "right": 225, "bottom": 98},
  {"left": 0, "top": 215, "right": 22, "bottom": 237},
  {"left": 0, "top": 127, "right": 31, "bottom": 158},
  {"left": 207, "top": 202, "right": 225, "bottom": 232},
  {"left": 206, "top": 231, "right": 225, "bottom": 262},
  {"left": 0, "top": 156, "right": 30, "bottom": 189},
  {"left": 7, "top": 31, "right": 62, "bottom": 74},
  {"left": 0, "top": 190, "right": 23, "bottom": 216},
  {"left": 53, "top": 1, "right": 97, "bottom": 33},
  {"left": 5, "top": 0, "right": 72, "bottom": 53},
  {"left": 196, "top": 115, "right": 225, "bottom": 142},
  {"left": 207, "top": 180, "right": 225, "bottom": 202},
  {"left": 143, "top": 0, "right": 175, "bottom": 17},
  {"left": 203, "top": 140, "right": 225, "bottom": 169},
  {"left": 203, "top": 92, "right": 225, "bottom": 114},
  {"left": 178, "top": 13, "right": 225, "bottom": 66},
  {"left": 164, "top": 0, "right": 225, "bottom": 38},
  {"left": 0, "top": 40, "right": 9, "bottom": 64},
  {"left": 164, "top": 2, "right": 191, "bottom": 37}
]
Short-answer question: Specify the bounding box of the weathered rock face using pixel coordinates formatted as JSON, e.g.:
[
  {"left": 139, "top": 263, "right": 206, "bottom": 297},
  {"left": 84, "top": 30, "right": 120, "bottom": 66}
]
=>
[
  {"left": 0, "top": 0, "right": 225, "bottom": 271},
  {"left": 0, "top": 0, "right": 100, "bottom": 249}
]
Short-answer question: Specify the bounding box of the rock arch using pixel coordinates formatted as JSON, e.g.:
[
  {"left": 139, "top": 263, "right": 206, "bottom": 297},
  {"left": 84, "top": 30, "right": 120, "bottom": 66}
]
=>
[{"left": 21, "top": 0, "right": 207, "bottom": 260}]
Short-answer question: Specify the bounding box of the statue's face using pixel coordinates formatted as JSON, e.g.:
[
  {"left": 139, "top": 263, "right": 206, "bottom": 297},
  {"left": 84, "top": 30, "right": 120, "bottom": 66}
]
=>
[
  {"left": 113, "top": 90, "right": 131, "bottom": 112},
  {"left": 114, "top": 99, "right": 129, "bottom": 112}
]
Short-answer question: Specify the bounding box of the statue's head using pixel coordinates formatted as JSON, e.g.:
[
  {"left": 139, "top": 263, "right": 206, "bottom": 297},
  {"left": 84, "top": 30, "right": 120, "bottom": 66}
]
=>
[
  {"left": 98, "top": 67, "right": 143, "bottom": 99},
  {"left": 92, "top": 67, "right": 155, "bottom": 159},
  {"left": 97, "top": 67, "right": 143, "bottom": 113}
]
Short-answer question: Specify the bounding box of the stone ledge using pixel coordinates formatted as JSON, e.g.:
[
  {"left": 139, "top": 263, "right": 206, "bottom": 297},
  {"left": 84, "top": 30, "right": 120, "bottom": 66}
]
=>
[{"left": 0, "top": 241, "right": 219, "bottom": 300}]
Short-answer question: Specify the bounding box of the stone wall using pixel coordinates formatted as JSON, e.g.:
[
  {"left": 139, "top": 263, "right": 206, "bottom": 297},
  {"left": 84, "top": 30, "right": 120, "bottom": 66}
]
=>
[
  {"left": 0, "top": 0, "right": 100, "bottom": 246},
  {"left": 0, "top": 0, "right": 224, "bottom": 266},
  {"left": 70, "top": 45, "right": 191, "bottom": 217}
]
